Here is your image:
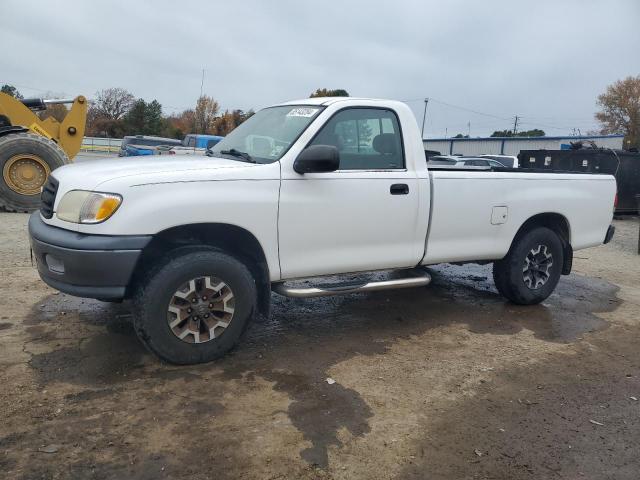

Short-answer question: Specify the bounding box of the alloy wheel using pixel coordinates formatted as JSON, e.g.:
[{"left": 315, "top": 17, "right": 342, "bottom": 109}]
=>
[{"left": 167, "top": 276, "right": 235, "bottom": 343}]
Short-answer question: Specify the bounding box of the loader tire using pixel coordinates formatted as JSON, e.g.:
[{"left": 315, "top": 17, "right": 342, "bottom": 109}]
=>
[{"left": 0, "top": 132, "right": 68, "bottom": 213}]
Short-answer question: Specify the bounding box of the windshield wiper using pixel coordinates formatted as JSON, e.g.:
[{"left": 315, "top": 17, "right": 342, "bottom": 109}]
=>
[{"left": 219, "top": 149, "right": 256, "bottom": 163}]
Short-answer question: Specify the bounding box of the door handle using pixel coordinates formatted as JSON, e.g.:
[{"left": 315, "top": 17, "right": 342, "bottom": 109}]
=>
[{"left": 390, "top": 183, "right": 409, "bottom": 195}]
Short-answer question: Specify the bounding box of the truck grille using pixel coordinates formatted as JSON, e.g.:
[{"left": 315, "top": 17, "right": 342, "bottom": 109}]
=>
[{"left": 40, "top": 176, "right": 59, "bottom": 219}]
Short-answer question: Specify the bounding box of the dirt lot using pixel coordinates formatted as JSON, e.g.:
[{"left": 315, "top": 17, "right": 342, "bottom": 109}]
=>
[{"left": 0, "top": 213, "right": 639, "bottom": 480}]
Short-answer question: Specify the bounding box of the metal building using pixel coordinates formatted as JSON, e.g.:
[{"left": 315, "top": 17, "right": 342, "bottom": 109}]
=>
[{"left": 423, "top": 135, "right": 624, "bottom": 156}]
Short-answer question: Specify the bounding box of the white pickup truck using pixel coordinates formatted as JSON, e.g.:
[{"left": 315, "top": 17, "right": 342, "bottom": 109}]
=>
[{"left": 29, "top": 97, "right": 617, "bottom": 364}]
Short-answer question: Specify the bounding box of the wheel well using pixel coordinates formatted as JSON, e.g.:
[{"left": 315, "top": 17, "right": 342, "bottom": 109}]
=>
[
  {"left": 0, "top": 125, "right": 28, "bottom": 137},
  {"left": 512, "top": 213, "right": 573, "bottom": 275},
  {"left": 129, "top": 223, "right": 271, "bottom": 318}
]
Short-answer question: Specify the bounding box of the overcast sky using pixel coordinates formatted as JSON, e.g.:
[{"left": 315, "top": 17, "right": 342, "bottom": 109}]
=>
[{"left": 2, "top": 0, "right": 639, "bottom": 137}]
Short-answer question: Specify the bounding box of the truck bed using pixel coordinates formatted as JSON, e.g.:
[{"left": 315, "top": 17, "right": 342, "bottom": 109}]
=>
[{"left": 422, "top": 168, "right": 616, "bottom": 265}]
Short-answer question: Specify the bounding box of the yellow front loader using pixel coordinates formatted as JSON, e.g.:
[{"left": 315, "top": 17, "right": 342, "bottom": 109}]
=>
[{"left": 0, "top": 93, "right": 87, "bottom": 212}]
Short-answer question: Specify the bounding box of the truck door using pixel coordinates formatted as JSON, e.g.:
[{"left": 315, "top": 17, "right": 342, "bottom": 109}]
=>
[{"left": 278, "top": 107, "right": 423, "bottom": 279}]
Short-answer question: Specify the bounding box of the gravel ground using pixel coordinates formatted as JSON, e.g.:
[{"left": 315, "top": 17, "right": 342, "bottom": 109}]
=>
[{"left": 0, "top": 213, "right": 638, "bottom": 479}]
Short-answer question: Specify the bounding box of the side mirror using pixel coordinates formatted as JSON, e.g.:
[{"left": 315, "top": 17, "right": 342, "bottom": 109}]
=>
[{"left": 293, "top": 145, "right": 339, "bottom": 174}]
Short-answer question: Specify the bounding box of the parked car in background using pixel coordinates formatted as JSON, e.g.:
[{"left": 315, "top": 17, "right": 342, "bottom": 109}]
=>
[
  {"left": 155, "top": 134, "right": 226, "bottom": 156},
  {"left": 480, "top": 154, "right": 519, "bottom": 168},
  {"left": 458, "top": 157, "right": 508, "bottom": 167},
  {"left": 182, "top": 134, "right": 224, "bottom": 149},
  {"left": 427, "top": 155, "right": 460, "bottom": 165},
  {"left": 119, "top": 135, "right": 181, "bottom": 157},
  {"left": 424, "top": 149, "right": 442, "bottom": 160},
  {"left": 120, "top": 134, "right": 225, "bottom": 157},
  {"left": 427, "top": 156, "right": 507, "bottom": 168}
]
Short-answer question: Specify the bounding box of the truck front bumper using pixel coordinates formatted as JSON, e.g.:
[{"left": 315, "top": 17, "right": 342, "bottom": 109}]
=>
[{"left": 28, "top": 213, "right": 152, "bottom": 300}]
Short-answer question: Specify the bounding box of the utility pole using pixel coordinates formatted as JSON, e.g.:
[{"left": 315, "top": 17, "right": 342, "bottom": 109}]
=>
[
  {"left": 197, "top": 69, "right": 205, "bottom": 136},
  {"left": 421, "top": 98, "right": 429, "bottom": 139},
  {"left": 513, "top": 115, "right": 519, "bottom": 135},
  {"left": 467, "top": 121, "right": 471, "bottom": 137}
]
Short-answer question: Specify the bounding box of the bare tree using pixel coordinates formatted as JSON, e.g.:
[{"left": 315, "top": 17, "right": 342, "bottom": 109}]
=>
[
  {"left": 39, "top": 91, "right": 68, "bottom": 123},
  {"left": 92, "top": 87, "right": 135, "bottom": 121},
  {"left": 595, "top": 75, "right": 640, "bottom": 148},
  {"left": 195, "top": 95, "right": 220, "bottom": 134},
  {"left": 85, "top": 88, "right": 135, "bottom": 137}
]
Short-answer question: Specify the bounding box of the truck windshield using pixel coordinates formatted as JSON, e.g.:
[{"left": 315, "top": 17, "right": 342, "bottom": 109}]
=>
[{"left": 209, "top": 105, "right": 323, "bottom": 164}]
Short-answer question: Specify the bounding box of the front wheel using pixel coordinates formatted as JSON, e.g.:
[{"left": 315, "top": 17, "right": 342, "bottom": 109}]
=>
[
  {"left": 493, "top": 227, "right": 563, "bottom": 305},
  {"left": 133, "top": 249, "right": 257, "bottom": 364}
]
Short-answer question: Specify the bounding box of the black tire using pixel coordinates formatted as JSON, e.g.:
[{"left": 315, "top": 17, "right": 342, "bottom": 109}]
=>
[
  {"left": 492, "top": 257, "right": 514, "bottom": 299},
  {"left": 492, "top": 227, "right": 563, "bottom": 305},
  {"left": 0, "top": 132, "right": 68, "bottom": 212},
  {"left": 133, "top": 248, "right": 257, "bottom": 364}
]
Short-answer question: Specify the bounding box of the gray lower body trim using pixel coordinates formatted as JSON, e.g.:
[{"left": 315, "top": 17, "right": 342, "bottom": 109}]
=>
[
  {"left": 29, "top": 216, "right": 147, "bottom": 300},
  {"left": 40, "top": 276, "right": 126, "bottom": 300}
]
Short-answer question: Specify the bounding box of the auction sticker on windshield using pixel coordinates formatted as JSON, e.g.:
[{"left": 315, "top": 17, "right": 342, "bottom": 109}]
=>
[{"left": 287, "top": 107, "right": 320, "bottom": 117}]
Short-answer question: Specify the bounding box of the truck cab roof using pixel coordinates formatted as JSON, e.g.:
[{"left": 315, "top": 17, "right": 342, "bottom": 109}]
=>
[{"left": 276, "top": 97, "right": 406, "bottom": 107}]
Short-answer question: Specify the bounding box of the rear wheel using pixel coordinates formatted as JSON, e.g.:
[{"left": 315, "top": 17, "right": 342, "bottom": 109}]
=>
[
  {"left": 133, "top": 249, "right": 257, "bottom": 364},
  {"left": 493, "top": 227, "right": 563, "bottom": 305},
  {"left": 0, "top": 132, "right": 68, "bottom": 212}
]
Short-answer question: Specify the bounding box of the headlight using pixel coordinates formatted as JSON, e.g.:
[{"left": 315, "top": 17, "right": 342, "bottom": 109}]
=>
[{"left": 57, "top": 190, "right": 122, "bottom": 224}]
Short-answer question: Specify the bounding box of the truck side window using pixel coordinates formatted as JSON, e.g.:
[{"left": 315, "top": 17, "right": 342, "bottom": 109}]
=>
[
  {"left": 309, "top": 108, "right": 404, "bottom": 170},
  {"left": 187, "top": 136, "right": 196, "bottom": 148}
]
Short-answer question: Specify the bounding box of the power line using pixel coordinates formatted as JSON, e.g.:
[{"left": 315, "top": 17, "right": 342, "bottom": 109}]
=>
[
  {"left": 0, "top": 81, "right": 51, "bottom": 94},
  {"left": 518, "top": 118, "right": 600, "bottom": 132},
  {"left": 403, "top": 96, "right": 512, "bottom": 121},
  {"left": 404, "top": 96, "right": 600, "bottom": 133}
]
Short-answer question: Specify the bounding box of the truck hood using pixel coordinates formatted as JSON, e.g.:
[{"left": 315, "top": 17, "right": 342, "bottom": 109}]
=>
[{"left": 52, "top": 155, "right": 268, "bottom": 192}]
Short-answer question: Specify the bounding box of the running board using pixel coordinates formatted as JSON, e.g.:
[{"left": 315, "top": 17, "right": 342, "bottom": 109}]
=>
[{"left": 272, "top": 270, "right": 431, "bottom": 298}]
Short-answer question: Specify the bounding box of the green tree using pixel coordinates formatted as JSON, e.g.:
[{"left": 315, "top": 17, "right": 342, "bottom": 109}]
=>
[
  {"left": 309, "top": 88, "right": 350, "bottom": 98},
  {"left": 490, "top": 129, "right": 545, "bottom": 138},
  {"left": 595, "top": 75, "right": 640, "bottom": 148},
  {"left": 453, "top": 133, "right": 469, "bottom": 138},
  {"left": 0, "top": 84, "right": 23, "bottom": 99},
  {"left": 145, "top": 100, "right": 164, "bottom": 135},
  {"left": 490, "top": 130, "right": 512, "bottom": 137},
  {"left": 123, "top": 99, "right": 165, "bottom": 136},
  {"left": 124, "top": 99, "right": 147, "bottom": 135},
  {"left": 518, "top": 129, "right": 545, "bottom": 137}
]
